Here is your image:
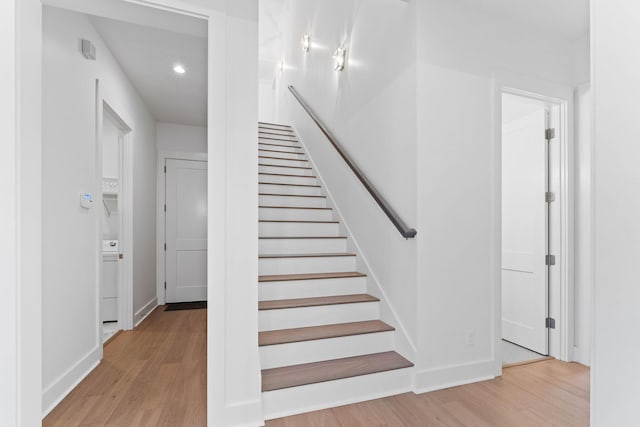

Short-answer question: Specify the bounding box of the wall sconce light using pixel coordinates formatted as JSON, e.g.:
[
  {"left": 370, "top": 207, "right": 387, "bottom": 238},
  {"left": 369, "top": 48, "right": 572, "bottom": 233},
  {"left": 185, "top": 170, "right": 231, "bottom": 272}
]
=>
[
  {"left": 279, "top": 59, "right": 284, "bottom": 73},
  {"left": 332, "top": 47, "right": 346, "bottom": 71},
  {"left": 302, "top": 34, "right": 311, "bottom": 52}
]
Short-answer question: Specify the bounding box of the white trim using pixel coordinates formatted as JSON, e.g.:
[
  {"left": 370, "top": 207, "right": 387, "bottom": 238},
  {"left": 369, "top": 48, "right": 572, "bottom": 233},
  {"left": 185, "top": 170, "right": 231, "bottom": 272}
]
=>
[
  {"left": 413, "top": 360, "right": 497, "bottom": 394},
  {"left": 499, "top": 80, "right": 575, "bottom": 363},
  {"left": 100, "top": 99, "right": 134, "bottom": 333},
  {"left": 156, "top": 150, "right": 208, "bottom": 306},
  {"left": 0, "top": 0, "right": 18, "bottom": 422},
  {"left": 293, "top": 126, "right": 417, "bottom": 361},
  {"left": 134, "top": 297, "right": 159, "bottom": 327},
  {"left": 41, "top": 346, "right": 101, "bottom": 418},
  {"left": 15, "top": 0, "right": 43, "bottom": 423}
]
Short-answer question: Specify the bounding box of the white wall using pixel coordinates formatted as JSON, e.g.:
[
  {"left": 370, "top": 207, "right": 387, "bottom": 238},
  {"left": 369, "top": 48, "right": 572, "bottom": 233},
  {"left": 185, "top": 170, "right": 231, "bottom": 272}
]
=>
[
  {"left": 1, "top": 1, "right": 18, "bottom": 424},
  {"left": 574, "top": 84, "right": 592, "bottom": 366},
  {"left": 414, "top": 0, "right": 590, "bottom": 390},
  {"left": 206, "top": 1, "right": 262, "bottom": 426},
  {"left": 592, "top": 1, "right": 640, "bottom": 425},
  {"left": 42, "top": 5, "right": 157, "bottom": 413},
  {"left": 273, "top": 0, "right": 419, "bottom": 355},
  {"left": 13, "top": 0, "right": 44, "bottom": 424},
  {"left": 157, "top": 122, "right": 207, "bottom": 153}
]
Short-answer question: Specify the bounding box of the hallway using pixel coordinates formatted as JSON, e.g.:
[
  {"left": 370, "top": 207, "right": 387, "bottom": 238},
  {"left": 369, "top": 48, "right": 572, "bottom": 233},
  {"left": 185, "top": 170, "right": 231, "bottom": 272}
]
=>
[{"left": 43, "top": 308, "right": 206, "bottom": 427}]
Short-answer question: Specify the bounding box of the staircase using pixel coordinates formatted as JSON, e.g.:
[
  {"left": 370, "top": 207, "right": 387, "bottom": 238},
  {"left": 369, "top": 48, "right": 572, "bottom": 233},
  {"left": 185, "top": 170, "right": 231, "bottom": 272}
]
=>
[{"left": 258, "top": 122, "right": 414, "bottom": 419}]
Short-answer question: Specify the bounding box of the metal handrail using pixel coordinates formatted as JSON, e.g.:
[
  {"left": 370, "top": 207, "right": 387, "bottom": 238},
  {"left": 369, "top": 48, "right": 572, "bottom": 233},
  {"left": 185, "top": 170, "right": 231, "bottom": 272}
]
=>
[{"left": 288, "top": 85, "right": 417, "bottom": 239}]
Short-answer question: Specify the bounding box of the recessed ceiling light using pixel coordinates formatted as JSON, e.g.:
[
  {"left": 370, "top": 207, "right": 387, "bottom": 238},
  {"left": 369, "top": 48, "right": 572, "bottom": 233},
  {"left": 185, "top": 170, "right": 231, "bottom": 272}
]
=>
[{"left": 173, "top": 64, "right": 186, "bottom": 74}]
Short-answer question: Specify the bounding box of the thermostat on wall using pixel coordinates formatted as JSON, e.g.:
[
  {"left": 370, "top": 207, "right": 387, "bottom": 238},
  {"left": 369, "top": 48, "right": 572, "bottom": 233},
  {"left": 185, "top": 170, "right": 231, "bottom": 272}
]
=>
[{"left": 80, "top": 192, "right": 94, "bottom": 209}]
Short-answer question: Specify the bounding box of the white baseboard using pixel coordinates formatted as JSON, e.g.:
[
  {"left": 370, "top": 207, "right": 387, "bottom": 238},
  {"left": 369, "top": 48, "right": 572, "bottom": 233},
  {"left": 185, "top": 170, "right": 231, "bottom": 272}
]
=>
[
  {"left": 42, "top": 345, "right": 101, "bottom": 418},
  {"left": 134, "top": 296, "right": 158, "bottom": 327},
  {"left": 413, "top": 359, "right": 497, "bottom": 394},
  {"left": 211, "top": 398, "right": 264, "bottom": 427}
]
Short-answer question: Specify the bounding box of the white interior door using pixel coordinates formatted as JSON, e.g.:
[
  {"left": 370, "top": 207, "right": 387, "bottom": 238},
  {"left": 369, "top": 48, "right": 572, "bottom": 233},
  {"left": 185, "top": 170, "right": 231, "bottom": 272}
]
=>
[
  {"left": 502, "top": 102, "right": 548, "bottom": 355},
  {"left": 165, "top": 159, "right": 208, "bottom": 303}
]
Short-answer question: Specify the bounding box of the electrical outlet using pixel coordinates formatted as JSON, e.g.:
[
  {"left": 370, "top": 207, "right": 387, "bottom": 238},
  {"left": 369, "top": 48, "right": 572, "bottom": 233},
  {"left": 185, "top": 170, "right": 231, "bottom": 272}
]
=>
[{"left": 465, "top": 330, "right": 475, "bottom": 347}]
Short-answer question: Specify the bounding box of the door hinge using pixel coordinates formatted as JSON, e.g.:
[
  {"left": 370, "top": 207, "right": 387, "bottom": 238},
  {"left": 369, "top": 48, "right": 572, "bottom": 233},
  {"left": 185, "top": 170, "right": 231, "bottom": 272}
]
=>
[
  {"left": 545, "top": 128, "right": 556, "bottom": 140},
  {"left": 546, "top": 317, "right": 556, "bottom": 329},
  {"left": 545, "top": 254, "right": 556, "bottom": 266},
  {"left": 164, "top": 204, "right": 166, "bottom": 212},
  {"left": 545, "top": 191, "right": 556, "bottom": 203},
  {"left": 164, "top": 243, "right": 166, "bottom": 251},
  {"left": 164, "top": 281, "right": 167, "bottom": 290},
  {"left": 164, "top": 165, "right": 166, "bottom": 173}
]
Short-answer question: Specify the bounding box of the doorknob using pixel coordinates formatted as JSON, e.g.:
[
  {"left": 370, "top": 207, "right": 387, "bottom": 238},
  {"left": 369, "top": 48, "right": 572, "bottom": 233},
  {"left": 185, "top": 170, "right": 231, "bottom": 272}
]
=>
[{"left": 119, "top": 254, "right": 123, "bottom": 260}]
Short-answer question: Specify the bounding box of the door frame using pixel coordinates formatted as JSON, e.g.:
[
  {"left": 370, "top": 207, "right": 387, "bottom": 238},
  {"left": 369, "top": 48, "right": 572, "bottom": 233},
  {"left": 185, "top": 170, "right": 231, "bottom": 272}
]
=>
[
  {"left": 494, "top": 76, "right": 575, "bottom": 370},
  {"left": 97, "top": 98, "right": 134, "bottom": 338},
  {"left": 156, "top": 151, "right": 208, "bottom": 306},
  {"left": 14, "top": 0, "right": 262, "bottom": 423}
]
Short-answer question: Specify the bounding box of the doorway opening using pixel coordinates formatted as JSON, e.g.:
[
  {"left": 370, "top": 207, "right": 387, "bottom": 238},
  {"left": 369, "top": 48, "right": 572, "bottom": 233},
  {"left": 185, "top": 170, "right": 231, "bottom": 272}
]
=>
[
  {"left": 500, "top": 89, "right": 566, "bottom": 366},
  {"left": 99, "top": 103, "right": 131, "bottom": 343}
]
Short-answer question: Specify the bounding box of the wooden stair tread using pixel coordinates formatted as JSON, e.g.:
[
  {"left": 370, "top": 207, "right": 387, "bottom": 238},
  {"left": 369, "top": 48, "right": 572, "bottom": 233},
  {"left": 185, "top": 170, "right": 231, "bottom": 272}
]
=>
[
  {"left": 259, "top": 320, "right": 395, "bottom": 346},
  {"left": 259, "top": 236, "right": 346, "bottom": 239},
  {"left": 261, "top": 351, "right": 413, "bottom": 391},
  {"left": 258, "top": 142, "right": 301, "bottom": 149},
  {"left": 259, "top": 121, "right": 292, "bottom": 128},
  {"left": 259, "top": 219, "right": 336, "bottom": 223},
  {"left": 259, "top": 155, "right": 309, "bottom": 162},
  {"left": 258, "top": 182, "right": 321, "bottom": 188},
  {"left": 259, "top": 136, "right": 300, "bottom": 142},
  {"left": 259, "top": 253, "right": 355, "bottom": 259},
  {"left": 259, "top": 193, "right": 325, "bottom": 198},
  {"left": 259, "top": 294, "right": 378, "bottom": 310},
  {"left": 259, "top": 148, "right": 304, "bottom": 155},
  {"left": 258, "top": 206, "right": 331, "bottom": 210},
  {"left": 259, "top": 271, "right": 365, "bottom": 282},
  {"left": 259, "top": 128, "right": 294, "bottom": 133},
  {"left": 259, "top": 172, "right": 317, "bottom": 178},
  {"left": 259, "top": 131, "right": 298, "bottom": 137},
  {"left": 259, "top": 163, "right": 312, "bottom": 170}
]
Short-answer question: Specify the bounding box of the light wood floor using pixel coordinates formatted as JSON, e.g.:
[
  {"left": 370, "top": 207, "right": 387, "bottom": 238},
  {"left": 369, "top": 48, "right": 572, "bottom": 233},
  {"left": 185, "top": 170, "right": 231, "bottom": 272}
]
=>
[
  {"left": 266, "top": 360, "right": 590, "bottom": 427},
  {"left": 44, "top": 307, "right": 589, "bottom": 427},
  {"left": 43, "top": 307, "right": 206, "bottom": 427}
]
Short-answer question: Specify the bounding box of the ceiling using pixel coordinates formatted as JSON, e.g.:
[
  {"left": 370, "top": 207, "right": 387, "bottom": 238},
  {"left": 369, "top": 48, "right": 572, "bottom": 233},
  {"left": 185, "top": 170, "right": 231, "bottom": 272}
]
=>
[
  {"left": 91, "top": 15, "right": 207, "bottom": 126},
  {"left": 453, "top": 0, "right": 589, "bottom": 40}
]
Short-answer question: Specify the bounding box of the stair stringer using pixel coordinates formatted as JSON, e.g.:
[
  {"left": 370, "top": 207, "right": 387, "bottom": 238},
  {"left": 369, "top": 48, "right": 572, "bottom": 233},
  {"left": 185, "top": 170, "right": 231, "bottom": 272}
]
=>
[{"left": 293, "top": 127, "right": 417, "bottom": 366}]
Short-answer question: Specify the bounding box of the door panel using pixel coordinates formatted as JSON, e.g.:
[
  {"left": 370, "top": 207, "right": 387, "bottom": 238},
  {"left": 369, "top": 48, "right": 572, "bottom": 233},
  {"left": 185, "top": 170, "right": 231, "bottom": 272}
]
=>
[
  {"left": 502, "top": 105, "right": 548, "bottom": 355},
  {"left": 165, "top": 159, "right": 208, "bottom": 303}
]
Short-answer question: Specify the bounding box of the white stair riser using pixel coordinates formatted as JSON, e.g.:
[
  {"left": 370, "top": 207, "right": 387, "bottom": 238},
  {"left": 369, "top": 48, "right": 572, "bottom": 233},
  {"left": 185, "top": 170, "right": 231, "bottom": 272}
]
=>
[
  {"left": 259, "top": 174, "right": 317, "bottom": 186},
  {"left": 259, "top": 207, "right": 332, "bottom": 222},
  {"left": 259, "top": 302, "right": 379, "bottom": 331},
  {"left": 259, "top": 238, "right": 346, "bottom": 254},
  {"left": 259, "top": 276, "right": 367, "bottom": 300},
  {"left": 259, "top": 138, "right": 299, "bottom": 147},
  {"left": 259, "top": 256, "right": 356, "bottom": 275},
  {"left": 259, "top": 184, "right": 322, "bottom": 197},
  {"left": 259, "top": 221, "right": 339, "bottom": 236},
  {"left": 260, "top": 157, "right": 310, "bottom": 168},
  {"left": 258, "top": 149, "right": 306, "bottom": 160},
  {"left": 259, "top": 194, "right": 326, "bottom": 208},
  {"left": 260, "top": 331, "right": 394, "bottom": 369},
  {"left": 262, "top": 368, "right": 413, "bottom": 420},
  {"left": 259, "top": 165, "right": 314, "bottom": 176}
]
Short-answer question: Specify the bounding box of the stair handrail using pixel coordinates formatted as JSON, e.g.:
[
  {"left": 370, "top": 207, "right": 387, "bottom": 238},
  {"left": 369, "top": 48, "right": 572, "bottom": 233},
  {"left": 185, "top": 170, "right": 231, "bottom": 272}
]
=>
[{"left": 288, "top": 85, "right": 417, "bottom": 239}]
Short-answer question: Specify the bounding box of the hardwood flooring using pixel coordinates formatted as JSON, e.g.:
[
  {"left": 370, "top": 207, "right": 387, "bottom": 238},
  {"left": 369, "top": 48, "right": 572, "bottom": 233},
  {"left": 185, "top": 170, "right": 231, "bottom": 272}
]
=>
[
  {"left": 43, "top": 307, "right": 206, "bottom": 427},
  {"left": 266, "top": 359, "right": 590, "bottom": 427},
  {"left": 44, "top": 306, "right": 590, "bottom": 427}
]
